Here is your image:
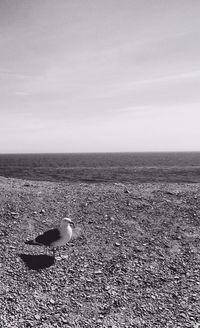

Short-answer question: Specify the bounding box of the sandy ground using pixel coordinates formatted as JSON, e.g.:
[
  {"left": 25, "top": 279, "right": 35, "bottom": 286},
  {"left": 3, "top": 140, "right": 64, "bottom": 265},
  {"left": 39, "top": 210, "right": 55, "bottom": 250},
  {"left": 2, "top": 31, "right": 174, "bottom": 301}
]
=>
[{"left": 0, "top": 176, "right": 200, "bottom": 328}]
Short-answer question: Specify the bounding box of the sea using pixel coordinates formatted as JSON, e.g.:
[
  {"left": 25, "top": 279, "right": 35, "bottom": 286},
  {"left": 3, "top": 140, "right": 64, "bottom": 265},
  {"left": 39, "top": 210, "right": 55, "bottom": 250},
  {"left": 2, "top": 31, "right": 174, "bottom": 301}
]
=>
[{"left": 0, "top": 152, "right": 200, "bottom": 183}]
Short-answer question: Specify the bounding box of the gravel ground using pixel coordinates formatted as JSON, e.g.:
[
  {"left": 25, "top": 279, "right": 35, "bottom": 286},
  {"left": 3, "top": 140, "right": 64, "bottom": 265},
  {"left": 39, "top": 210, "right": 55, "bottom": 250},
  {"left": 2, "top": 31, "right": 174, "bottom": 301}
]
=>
[{"left": 0, "top": 176, "right": 199, "bottom": 328}]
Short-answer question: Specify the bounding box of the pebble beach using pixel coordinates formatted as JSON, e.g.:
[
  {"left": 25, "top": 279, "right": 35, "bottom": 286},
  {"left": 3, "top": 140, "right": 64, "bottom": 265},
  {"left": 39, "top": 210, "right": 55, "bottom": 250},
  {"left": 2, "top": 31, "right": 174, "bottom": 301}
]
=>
[{"left": 0, "top": 176, "right": 199, "bottom": 327}]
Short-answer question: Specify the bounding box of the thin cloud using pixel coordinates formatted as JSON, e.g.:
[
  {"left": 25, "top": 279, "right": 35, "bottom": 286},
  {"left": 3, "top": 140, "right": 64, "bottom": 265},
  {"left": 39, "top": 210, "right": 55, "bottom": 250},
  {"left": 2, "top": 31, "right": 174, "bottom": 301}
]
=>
[{"left": 0, "top": 0, "right": 200, "bottom": 152}]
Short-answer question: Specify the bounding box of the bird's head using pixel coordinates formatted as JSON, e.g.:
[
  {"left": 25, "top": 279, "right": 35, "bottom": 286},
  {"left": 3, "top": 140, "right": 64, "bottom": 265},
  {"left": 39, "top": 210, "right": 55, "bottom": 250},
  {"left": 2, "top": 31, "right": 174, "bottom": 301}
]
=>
[{"left": 61, "top": 217, "right": 75, "bottom": 227}]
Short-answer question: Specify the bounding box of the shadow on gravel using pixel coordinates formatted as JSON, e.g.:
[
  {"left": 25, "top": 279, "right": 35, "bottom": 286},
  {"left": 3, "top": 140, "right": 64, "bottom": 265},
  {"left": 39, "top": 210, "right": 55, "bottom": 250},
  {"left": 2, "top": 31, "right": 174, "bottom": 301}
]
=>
[{"left": 19, "top": 254, "right": 55, "bottom": 270}]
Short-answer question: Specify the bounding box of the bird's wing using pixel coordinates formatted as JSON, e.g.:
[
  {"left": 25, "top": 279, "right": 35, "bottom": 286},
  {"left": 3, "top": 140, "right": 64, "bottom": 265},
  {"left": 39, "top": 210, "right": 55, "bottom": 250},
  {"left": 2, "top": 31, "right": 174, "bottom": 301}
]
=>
[{"left": 35, "top": 228, "right": 61, "bottom": 246}]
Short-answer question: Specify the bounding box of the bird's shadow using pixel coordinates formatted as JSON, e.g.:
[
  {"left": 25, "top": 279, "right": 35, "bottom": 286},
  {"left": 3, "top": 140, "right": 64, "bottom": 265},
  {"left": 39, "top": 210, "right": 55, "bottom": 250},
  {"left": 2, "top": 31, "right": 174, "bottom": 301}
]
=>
[{"left": 19, "top": 254, "right": 55, "bottom": 270}]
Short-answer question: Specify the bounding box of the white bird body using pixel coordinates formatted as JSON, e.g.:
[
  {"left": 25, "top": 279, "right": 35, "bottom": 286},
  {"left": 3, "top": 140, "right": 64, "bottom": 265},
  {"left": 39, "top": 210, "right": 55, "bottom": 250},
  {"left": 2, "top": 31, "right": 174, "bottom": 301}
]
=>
[{"left": 50, "top": 221, "right": 73, "bottom": 247}]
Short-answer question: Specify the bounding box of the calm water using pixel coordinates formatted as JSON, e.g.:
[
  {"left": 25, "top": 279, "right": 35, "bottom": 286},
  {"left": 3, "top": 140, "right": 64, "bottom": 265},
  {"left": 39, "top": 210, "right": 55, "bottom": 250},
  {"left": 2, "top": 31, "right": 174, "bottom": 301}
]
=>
[{"left": 0, "top": 152, "right": 200, "bottom": 183}]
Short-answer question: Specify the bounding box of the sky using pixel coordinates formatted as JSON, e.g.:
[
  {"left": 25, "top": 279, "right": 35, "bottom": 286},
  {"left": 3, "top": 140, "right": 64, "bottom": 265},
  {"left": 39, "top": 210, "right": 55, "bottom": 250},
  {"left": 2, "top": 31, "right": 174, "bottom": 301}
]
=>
[{"left": 1, "top": 0, "right": 200, "bottom": 153}]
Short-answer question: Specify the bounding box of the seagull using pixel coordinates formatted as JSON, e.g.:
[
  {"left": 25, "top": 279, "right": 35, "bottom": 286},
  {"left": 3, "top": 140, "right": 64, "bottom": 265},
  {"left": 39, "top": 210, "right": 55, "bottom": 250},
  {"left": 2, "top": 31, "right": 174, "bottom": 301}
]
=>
[{"left": 25, "top": 218, "right": 75, "bottom": 257}]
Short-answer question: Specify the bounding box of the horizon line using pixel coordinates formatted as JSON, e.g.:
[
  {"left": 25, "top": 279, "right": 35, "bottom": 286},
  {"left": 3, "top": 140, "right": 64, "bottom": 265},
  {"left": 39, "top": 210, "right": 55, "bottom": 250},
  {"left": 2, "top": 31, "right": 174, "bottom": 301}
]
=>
[{"left": 0, "top": 150, "right": 200, "bottom": 155}]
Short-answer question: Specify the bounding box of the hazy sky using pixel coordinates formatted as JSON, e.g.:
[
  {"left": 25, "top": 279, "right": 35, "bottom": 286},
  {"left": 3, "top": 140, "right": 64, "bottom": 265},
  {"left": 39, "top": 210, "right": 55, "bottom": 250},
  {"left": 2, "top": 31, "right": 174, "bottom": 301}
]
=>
[{"left": 1, "top": 0, "right": 200, "bottom": 153}]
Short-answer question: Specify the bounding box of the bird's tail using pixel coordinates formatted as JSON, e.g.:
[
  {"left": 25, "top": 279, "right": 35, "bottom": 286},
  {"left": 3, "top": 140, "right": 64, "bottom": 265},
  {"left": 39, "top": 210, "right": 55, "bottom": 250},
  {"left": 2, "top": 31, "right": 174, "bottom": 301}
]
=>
[{"left": 25, "top": 239, "right": 40, "bottom": 245}]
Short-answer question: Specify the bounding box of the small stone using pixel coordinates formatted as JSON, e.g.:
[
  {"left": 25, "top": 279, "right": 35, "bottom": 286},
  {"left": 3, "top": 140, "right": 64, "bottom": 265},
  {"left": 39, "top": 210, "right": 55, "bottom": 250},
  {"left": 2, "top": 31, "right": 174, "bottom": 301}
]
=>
[
  {"left": 50, "top": 299, "right": 55, "bottom": 304},
  {"left": 165, "top": 191, "right": 174, "bottom": 195},
  {"left": 11, "top": 212, "right": 18, "bottom": 217},
  {"left": 40, "top": 209, "right": 45, "bottom": 214},
  {"left": 61, "top": 254, "right": 68, "bottom": 260},
  {"left": 56, "top": 256, "right": 62, "bottom": 261},
  {"left": 94, "top": 270, "right": 102, "bottom": 274},
  {"left": 115, "top": 242, "right": 120, "bottom": 247},
  {"left": 34, "top": 314, "right": 40, "bottom": 320}
]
